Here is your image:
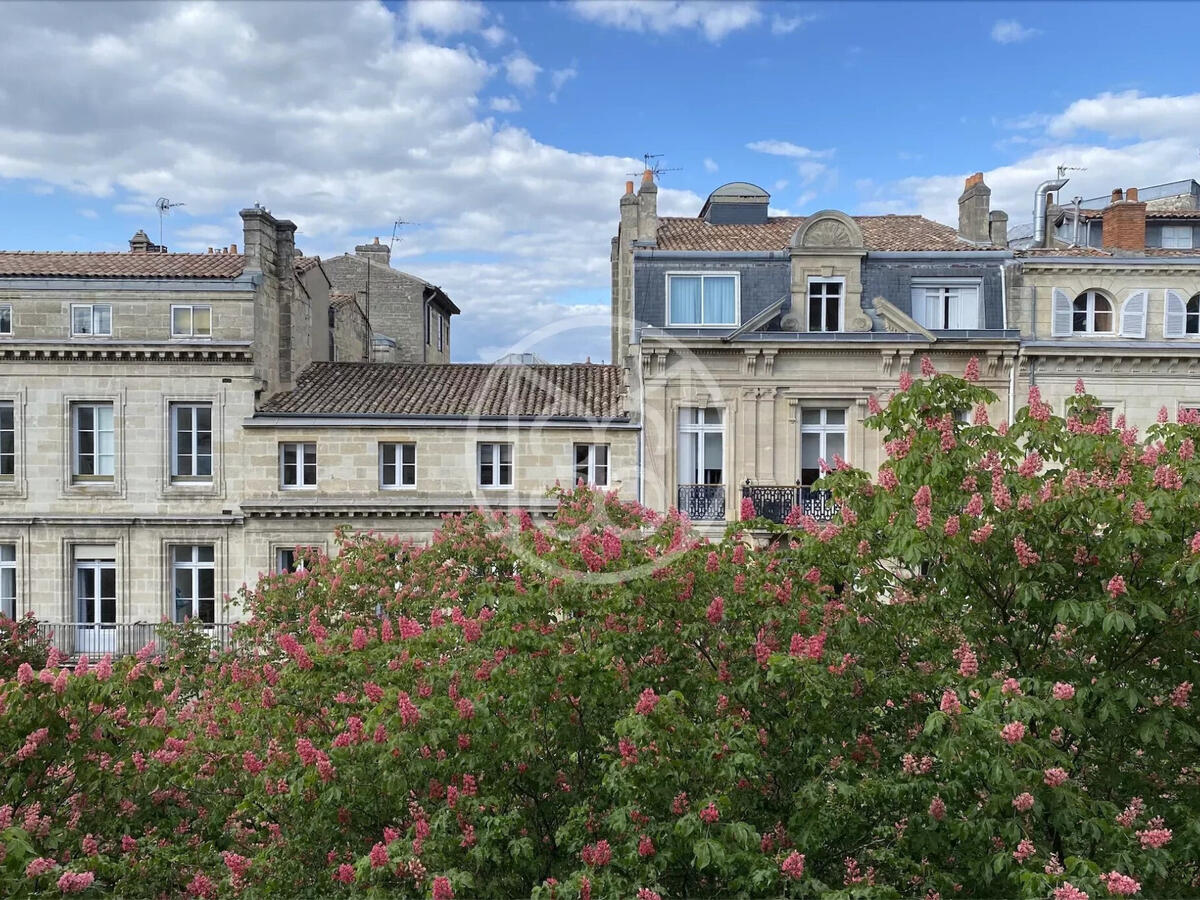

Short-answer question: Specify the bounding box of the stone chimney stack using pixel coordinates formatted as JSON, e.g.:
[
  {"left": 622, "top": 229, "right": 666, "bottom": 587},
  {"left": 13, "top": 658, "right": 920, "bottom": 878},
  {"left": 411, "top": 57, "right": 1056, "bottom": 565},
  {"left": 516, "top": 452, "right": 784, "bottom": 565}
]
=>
[
  {"left": 636, "top": 169, "right": 658, "bottom": 244},
  {"left": 354, "top": 235, "right": 391, "bottom": 268},
  {"left": 1101, "top": 187, "right": 1147, "bottom": 252},
  {"left": 989, "top": 210, "right": 1009, "bottom": 248},
  {"left": 957, "top": 172, "right": 991, "bottom": 242}
]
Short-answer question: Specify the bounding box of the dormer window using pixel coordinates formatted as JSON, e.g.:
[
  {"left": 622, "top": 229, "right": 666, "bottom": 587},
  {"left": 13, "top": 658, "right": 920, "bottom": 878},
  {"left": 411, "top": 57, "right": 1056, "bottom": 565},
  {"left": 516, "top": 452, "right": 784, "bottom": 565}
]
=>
[
  {"left": 667, "top": 274, "right": 738, "bottom": 326},
  {"left": 807, "top": 278, "right": 843, "bottom": 332},
  {"left": 911, "top": 282, "right": 981, "bottom": 330},
  {"left": 1072, "top": 291, "right": 1113, "bottom": 333},
  {"left": 1161, "top": 225, "right": 1193, "bottom": 249}
]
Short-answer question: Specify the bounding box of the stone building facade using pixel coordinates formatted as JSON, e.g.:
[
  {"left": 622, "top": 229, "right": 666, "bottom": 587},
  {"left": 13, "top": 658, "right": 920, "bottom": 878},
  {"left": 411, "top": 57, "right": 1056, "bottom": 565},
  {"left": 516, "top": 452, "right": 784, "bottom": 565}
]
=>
[{"left": 0, "top": 211, "right": 631, "bottom": 654}]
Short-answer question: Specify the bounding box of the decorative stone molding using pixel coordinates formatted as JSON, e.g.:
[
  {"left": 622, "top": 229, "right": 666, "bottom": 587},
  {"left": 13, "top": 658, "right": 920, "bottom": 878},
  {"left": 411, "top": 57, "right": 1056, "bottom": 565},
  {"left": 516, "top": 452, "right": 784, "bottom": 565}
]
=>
[
  {"left": 872, "top": 295, "right": 933, "bottom": 339},
  {"left": 742, "top": 349, "right": 760, "bottom": 375},
  {"left": 762, "top": 349, "right": 778, "bottom": 374},
  {"left": 790, "top": 211, "right": 865, "bottom": 251}
]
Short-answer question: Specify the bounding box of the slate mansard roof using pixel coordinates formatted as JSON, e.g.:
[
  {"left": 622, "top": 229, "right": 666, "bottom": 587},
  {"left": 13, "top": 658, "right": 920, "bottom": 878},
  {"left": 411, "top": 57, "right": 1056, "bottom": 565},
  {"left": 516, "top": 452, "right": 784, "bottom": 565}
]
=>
[
  {"left": 654, "top": 215, "right": 1002, "bottom": 253},
  {"left": 0, "top": 251, "right": 248, "bottom": 279},
  {"left": 259, "top": 362, "right": 628, "bottom": 420}
]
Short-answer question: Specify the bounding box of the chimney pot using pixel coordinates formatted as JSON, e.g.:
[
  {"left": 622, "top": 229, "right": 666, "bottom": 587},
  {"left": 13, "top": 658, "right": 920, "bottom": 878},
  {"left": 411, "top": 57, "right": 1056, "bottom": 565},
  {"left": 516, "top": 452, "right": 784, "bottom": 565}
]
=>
[
  {"left": 642, "top": 169, "right": 654, "bottom": 184},
  {"left": 964, "top": 171, "right": 984, "bottom": 190},
  {"left": 1111, "top": 188, "right": 1123, "bottom": 203},
  {"left": 957, "top": 172, "right": 991, "bottom": 242},
  {"left": 625, "top": 180, "right": 634, "bottom": 195},
  {"left": 230, "top": 243, "right": 238, "bottom": 254},
  {"left": 1102, "top": 187, "right": 1147, "bottom": 252},
  {"left": 1125, "top": 187, "right": 1138, "bottom": 202},
  {"left": 207, "top": 247, "right": 213, "bottom": 253},
  {"left": 373, "top": 236, "right": 380, "bottom": 245}
]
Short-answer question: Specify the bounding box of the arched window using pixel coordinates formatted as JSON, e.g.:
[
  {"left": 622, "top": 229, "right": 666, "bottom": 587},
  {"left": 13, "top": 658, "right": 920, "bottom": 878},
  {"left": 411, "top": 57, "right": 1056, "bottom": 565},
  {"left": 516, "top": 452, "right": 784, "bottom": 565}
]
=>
[
  {"left": 1072, "top": 290, "right": 1113, "bottom": 334},
  {"left": 1188, "top": 294, "right": 1200, "bottom": 335}
]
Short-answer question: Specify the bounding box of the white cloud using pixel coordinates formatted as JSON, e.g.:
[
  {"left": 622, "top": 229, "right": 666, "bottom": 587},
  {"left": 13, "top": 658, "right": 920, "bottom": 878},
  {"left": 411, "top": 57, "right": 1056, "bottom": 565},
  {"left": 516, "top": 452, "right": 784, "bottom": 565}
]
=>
[
  {"left": 504, "top": 52, "right": 542, "bottom": 88},
  {"left": 77, "top": 208, "right": 99, "bottom": 219},
  {"left": 489, "top": 95, "right": 521, "bottom": 113},
  {"left": 549, "top": 66, "right": 577, "bottom": 103},
  {"left": 990, "top": 19, "right": 1039, "bottom": 44},
  {"left": 745, "top": 139, "right": 833, "bottom": 159},
  {"left": 569, "top": 0, "right": 763, "bottom": 42},
  {"left": 0, "top": 0, "right": 664, "bottom": 363},
  {"left": 856, "top": 90, "right": 1200, "bottom": 230},
  {"left": 703, "top": 157, "right": 718, "bottom": 173},
  {"left": 480, "top": 24, "right": 508, "bottom": 45},
  {"left": 770, "top": 13, "right": 816, "bottom": 35},
  {"left": 406, "top": 0, "right": 488, "bottom": 35}
]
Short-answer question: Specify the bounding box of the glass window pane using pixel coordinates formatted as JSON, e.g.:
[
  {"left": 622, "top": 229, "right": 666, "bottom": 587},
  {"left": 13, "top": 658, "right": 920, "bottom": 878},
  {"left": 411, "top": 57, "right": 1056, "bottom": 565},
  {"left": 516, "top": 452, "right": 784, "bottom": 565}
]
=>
[
  {"left": 193, "top": 307, "right": 212, "bottom": 335},
  {"left": 702, "top": 276, "right": 736, "bottom": 324},
  {"left": 0, "top": 544, "right": 13, "bottom": 562},
  {"left": 801, "top": 409, "right": 821, "bottom": 425},
  {"left": 94, "top": 306, "right": 111, "bottom": 334},
  {"left": 402, "top": 444, "right": 415, "bottom": 466},
  {"left": 499, "top": 463, "right": 512, "bottom": 486},
  {"left": 826, "top": 409, "right": 846, "bottom": 425},
  {"left": 702, "top": 432, "right": 723, "bottom": 483},
  {"left": 0, "top": 306, "right": 11, "bottom": 333},
  {"left": 172, "top": 307, "right": 190, "bottom": 335},
  {"left": 73, "top": 306, "right": 91, "bottom": 334},
  {"left": 198, "top": 545, "right": 214, "bottom": 563},
  {"left": 679, "top": 407, "right": 697, "bottom": 427},
  {"left": 595, "top": 445, "right": 608, "bottom": 466},
  {"left": 575, "top": 444, "right": 589, "bottom": 466},
  {"left": 1094, "top": 310, "right": 1112, "bottom": 332},
  {"left": 669, "top": 277, "right": 702, "bottom": 324},
  {"left": 499, "top": 444, "right": 512, "bottom": 465},
  {"left": 826, "top": 433, "right": 845, "bottom": 460}
]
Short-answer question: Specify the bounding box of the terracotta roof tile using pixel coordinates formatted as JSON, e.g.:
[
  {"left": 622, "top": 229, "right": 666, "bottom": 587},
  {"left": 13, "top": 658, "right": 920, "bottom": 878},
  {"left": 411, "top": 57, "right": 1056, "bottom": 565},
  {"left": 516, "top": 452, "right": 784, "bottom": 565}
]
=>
[
  {"left": 293, "top": 255, "right": 322, "bottom": 275},
  {"left": 0, "top": 251, "right": 246, "bottom": 278},
  {"left": 1018, "top": 247, "right": 1200, "bottom": 258},
  {"left": 330, "top": 292, "right": 359, "bottom": 310},
  {"left": 1074, "top": 208, "right": 1200, "bottom": 219},
  {"left": 259, "top": 362, "right": 628, "bottom": 419},
  {"left": 654, "top": 215, "right": 1001, "bottom": 253}
]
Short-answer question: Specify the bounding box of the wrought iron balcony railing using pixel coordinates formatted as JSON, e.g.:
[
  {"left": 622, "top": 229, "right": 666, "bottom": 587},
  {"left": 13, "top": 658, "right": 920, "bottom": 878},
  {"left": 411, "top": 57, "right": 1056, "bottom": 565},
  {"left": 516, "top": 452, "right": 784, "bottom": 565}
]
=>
[
  {"left": 34, "top": 621, "right": 235, "bottom": 659},
  {"left": 741, "top": 484, "right": 839, "bottom": 524},
  {"left": 677, "top": 483, "right": 726, "bottom": 521}
]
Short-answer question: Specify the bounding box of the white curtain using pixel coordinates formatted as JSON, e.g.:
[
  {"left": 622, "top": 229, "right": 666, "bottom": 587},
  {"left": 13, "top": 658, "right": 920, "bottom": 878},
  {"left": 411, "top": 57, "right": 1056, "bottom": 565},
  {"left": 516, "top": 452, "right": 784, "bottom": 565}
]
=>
[
  {"left": 703, "top": 277, "right": 736, "bottom": 324},
  {"left": 670, "top": 277, "right": 702, "bottom": 324}
]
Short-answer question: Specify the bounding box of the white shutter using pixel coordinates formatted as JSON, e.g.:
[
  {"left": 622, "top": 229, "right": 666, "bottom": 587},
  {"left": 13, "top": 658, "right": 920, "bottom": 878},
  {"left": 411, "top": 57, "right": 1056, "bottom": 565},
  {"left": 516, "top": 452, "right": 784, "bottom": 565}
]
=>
[
  {"left": 952, "top": 286, "right": 980, "bottom": 329},
  {"left": 1119, "top": 290, "right": 1147, "bottom": 338},
  {"left": 910, "top": 287, "right": 925, "bottom": 327},
  {"left": 1051, "top": 288, "right": 1073, "bottom": 337},
  {"left": 1165, "top": 289, "right": 1187, "bottom": 338},
  {"left": 925, "top": 289, "right": 941, "bottom": 328}
]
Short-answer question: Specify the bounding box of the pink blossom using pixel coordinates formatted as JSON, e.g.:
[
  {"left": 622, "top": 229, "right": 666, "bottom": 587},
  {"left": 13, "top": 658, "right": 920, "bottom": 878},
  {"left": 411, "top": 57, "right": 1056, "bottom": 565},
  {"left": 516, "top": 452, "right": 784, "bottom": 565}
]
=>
[
  {"left": 740, "top": 496, "right": 757, "bottom": 520},
  {"left": 899, "top": 371, "right": 913, "bottom": 391},
  {"left": 943, "top": 515, "right": 960, "bottom": 536},
  {"left": 1052, "top": 682, "right": 1076, "bottom": 700},
  {"left": 928, "top": 795, "right": 946, "bottom": 821},
  {"left": 26, "top": 857, "right": 57, "bottom": 878},
  {"left": 637, "top": 834, "right": 655, "bottom": 858},
  {"left": 671, "top": 792, "right": 688, "bottom": 815},
  {"left": 16, "top": 662, "right": 33, "bottom": 686},
  {"left": 920, "top": 356, "right": 936, "bottom": 377},
  {"left": 185, "top": 873, "right": 217, "bottom": 898},
  {"left": 699, "top": 802, "right": 720, "bottom": 824},
  {"left": 369, "top": 841, "right": 389, "bottom": 868},
  {"left": 1170, "top": 681, "right": 1192, "bottom": 708},
  {"left": 1099, "top": 872, "right": 1141, "bottom": 896},
  {"left": 56, "top": 872, "right": 95, "bottom": 894},
  {"left": 398, "top": 692, "right": 421, "bottom": 727},
  {"left": 1012, "top": 792, "right": 1035, "bottom": 812},
  {"left": 939, "top": 689, "right": 961, "bottom": 715},
  {"left": 969, "top": 523, "right": 993, "bottom": 544},
  {"left": 964, "top": 357, "right": 980, "bottom": 382},
  {"left": 635, "top": 688, "right": 660, "bottom": 715},
  {"left": 432, "top": 875, "right": 454, "bottom": 900},
  {"left": 780, "top": 851, "right": 806, "bottom": 880},
  {"left": 706, "top": 596, "right": 724, "bottom": 624},
  {"left": 1001, "top": 677, "right": 1022, "bottom": 696},
  {"left": 581, "top": 840, "right": 612, "bottom": 867},
  {"left": 1106, "top": 575, "right": 1127, "bottom": 598},
  {"left": 1000, "top": 721, "right": 1026, "bottom": 744},
  {"left": 1012, "top": 839, "right": 1036, "bottom": 863},
  {"left": 867, "top": 394, "right": 882, "bottom": 414},
  {"left": 1053, "top": 884, "right": 1090, "bottom": 900},
  {"left": 1013, "top": 536, "right": 1040, "bottom": 567},
  {"left": 955, "top": 642, "right": 979, "bottom": 678},
  {"left": 1043, "top": 767, "right": 1069, "bottom": 787},
  {"left": 1136, "top": 820, "right": 1172, "bottom": 849},
  {"left": 965, "top": 493, "right": 984, "bottom": 517},
  {"left": 456, "top": 697, "right": 475, "bottom": 720},
  {"left": 1115, "top": 797, "right": 1144, "bottom": 828}
]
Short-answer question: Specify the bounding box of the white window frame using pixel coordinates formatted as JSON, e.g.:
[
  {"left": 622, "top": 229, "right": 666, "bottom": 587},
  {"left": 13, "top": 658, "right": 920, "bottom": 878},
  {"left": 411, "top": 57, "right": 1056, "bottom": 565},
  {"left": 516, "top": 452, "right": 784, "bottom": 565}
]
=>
[
  {"left": 574, "top": 443, "right": 610, "bottom": 487},
  {"left": 274, "top": 547, "right": 312, "bottom": 574},
  {"left": 0, "top": 304, "right": 11, "bottom": 336},
  {"left": 279, "top": 442, "right": 317, "bottom": 490},
  {"left": 379, "top": 442, "right": 417, "bottom": 489},
  {"left": 71, "top": 303, "right": 112, "bottom": 337},
  {"left": 910, "top": 280, "right": 982, "bottom": 330},
  {"left": 71, "top": 402, "right": 115, "bottom": 481},
  {"left": 799, "top": 407, "right": 848, "bottom": 486},
  {"left": 436, "top": 313, "right": 444, "bottom": 351},
  {"left": 170, "top": 304, "right": 212, "bottom": 339},
  {"left": 477, "top": 442, "right": 514, "bottom": 489},
  {"left": 0, "top": 544, "right": 15, "bottom": 619},
  {"left": 1161, "top": 225, "right": 1193, "bottom": 250},
  {"left": 806, "top": 276, "right": 845, "bottom": 333},
  {"left": 171, "top": 544, "right": 216, "bottom": 624},
  {"left": 665, "top": 272, "right": 741, "bottom": 327},
  {"left": 1071, "top": 290, "right": 1115, "bottom": 334},
  {"left": 677, "top": 408, "right": 724, "bottom": 486},
  {"left": 0, "top": 401, "right": 13, "bottom": 481},
  {"left": 1188, "top": 294, "right": 1200, "bottom": 336},
  {"left": 170, "top": 403, "right": 214, "bottom": 483}
]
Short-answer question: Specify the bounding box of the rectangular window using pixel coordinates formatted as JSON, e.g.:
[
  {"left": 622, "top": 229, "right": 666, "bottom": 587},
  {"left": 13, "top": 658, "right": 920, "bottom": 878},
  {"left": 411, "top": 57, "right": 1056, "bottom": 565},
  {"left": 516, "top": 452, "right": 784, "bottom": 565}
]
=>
[
  {"left": 279, "top": 442, "right": 317, "bottom": 489},
  {"left": 71, "top": 403, "right": 115, "bottom": 481},
  {"left": 678, "top": 408, "right": 724, "bottom": 485},
  {"left": 275, "top": 547, "right": 314, "bottom": 574},
  {"left": 574, "top": 443, "right": 609, "bottom": 486},
  {"left": 71, "top": 304, "right": 111, "bottom": 336},
  {"left": 667, "top": 274, "right": 738, "bottom": 326},
  {"left": 0, "top": 401, "right": 13, "bottom": 480},
  {"left": 478, "top": 442, "right": 513, "bottom": 488},
  {"left": 807, "top": 280, "right": 843, "bottom": 332},
  {"left": 380, "top": 442, "right": 417, "bottom": 489},
  {"left": 1161, "top": 225, "right": 1194, "bottom": 250},
  {"left": 800, "top": 408, "right": 847, "bottom": 486},
  {"left": 172, "top": 545, "right": 215, "bottom": 624},
  {"left": 1, "top": 544, "right": 15, "bottom": 619},
  {"left": 911, "top": 283, "right": 981, "bottom": 330},
  {"left": 170, "top": 403, "right": 213, "bottom": 482},
  {"left": 0, "top": 305, "right": 11, "bottom": 335},
  {"left": 74, "top": 549, "right": 116, "bottom": 655},
  {"left": 171, "top": 305, "right": 212, "bottom": 338}
]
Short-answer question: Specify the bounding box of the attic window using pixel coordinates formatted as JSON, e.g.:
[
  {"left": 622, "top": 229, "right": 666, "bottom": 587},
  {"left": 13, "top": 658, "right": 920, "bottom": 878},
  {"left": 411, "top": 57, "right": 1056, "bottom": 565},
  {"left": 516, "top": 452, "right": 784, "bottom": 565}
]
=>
[
  {"left": 667, "top": 274, "right": 738, "bottom": 326},
  {"left": 1161, "top": 225, "right": 1193, "bottom": 249}
]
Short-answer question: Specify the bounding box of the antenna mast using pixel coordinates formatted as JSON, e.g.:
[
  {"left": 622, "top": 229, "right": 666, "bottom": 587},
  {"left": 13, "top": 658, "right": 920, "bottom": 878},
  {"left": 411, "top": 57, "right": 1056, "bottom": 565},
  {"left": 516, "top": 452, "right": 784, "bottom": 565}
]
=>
[
  {"left": 627, "top": 153, "right": 682, "bottom": 181},
  {"left": 390, "top": 218, "right": 420, "bottom": 252},
  {"left": 155, "top": 197, "right": 185, "bottom": 248}
]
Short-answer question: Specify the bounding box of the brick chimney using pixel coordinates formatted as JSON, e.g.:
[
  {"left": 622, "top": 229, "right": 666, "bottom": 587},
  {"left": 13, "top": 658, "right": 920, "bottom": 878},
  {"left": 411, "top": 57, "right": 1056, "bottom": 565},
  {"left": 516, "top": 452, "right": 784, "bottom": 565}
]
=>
[
  {"left": 1101, "top": 187, "right": 1147, "bottom": 252},
  {"left": 354, "top": 235, "right": 391, "bottom": 268},
  {"left": 957, "top": 172, "right": 991, "bottom": 242},
  {"left": 129, "top": 229, "right": 162, "bottom": 253},
  {"left": 636, "top": 169, "right": 658, "bottom": 244}
]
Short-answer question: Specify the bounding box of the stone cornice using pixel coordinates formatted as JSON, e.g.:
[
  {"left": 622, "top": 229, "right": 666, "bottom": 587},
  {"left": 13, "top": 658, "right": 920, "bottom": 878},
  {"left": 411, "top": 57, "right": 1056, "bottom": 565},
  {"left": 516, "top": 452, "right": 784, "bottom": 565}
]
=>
[
  {"left": 240, "top": 496, "right": 561, "bottom": 519},
  {"left": 0, "top": 342, "right": 253, "bottom": 363}
]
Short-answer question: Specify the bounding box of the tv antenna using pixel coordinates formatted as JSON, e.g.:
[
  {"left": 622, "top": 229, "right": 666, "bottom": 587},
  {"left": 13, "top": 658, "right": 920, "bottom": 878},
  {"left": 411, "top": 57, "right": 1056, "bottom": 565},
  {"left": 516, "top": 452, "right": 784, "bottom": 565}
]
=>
[
  {"left": 627, "top": 153, "right": 682, "bottom": 180},
  {"left": 1057, "top": 164, "right": 1087, "bottom": 178},
  {"left": 155, "top": 197, "right": 185, "bottom": 247},
  {"left": 390, "top": 218, "right": 421, "bottom": 251}
]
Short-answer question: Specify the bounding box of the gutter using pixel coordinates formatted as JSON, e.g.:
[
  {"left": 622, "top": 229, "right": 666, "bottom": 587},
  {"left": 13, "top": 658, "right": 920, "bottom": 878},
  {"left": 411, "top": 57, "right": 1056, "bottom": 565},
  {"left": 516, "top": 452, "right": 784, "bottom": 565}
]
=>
[
  {"left": 866, "top": 250, "right": 1014, "bottom": 260},
  {"left": 244, "top": 414, "right": 640, "bottom": 429},
  {"left": 634, "top": 250, "right": 789, "bottom": 261},
  {"left": 1020, "top": 257, "right": 1200, "bottom": 267}
]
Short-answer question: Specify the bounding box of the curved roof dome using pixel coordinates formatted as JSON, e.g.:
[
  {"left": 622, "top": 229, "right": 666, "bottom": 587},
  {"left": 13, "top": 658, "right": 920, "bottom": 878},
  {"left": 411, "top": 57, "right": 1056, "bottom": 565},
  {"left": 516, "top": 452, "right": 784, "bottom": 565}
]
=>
[{"left": 707, "top": 181, "right": 770, "bottom": 201}]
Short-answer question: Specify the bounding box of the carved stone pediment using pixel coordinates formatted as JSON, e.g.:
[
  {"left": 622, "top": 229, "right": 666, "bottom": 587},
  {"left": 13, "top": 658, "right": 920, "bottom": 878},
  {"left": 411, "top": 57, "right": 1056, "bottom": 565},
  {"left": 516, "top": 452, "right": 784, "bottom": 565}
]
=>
[
  {"left": 804, "top": 219, "right": 853, "bottom": 248},
  {"left": 790, "top": 210, "right": 865, "bottom": 251}
]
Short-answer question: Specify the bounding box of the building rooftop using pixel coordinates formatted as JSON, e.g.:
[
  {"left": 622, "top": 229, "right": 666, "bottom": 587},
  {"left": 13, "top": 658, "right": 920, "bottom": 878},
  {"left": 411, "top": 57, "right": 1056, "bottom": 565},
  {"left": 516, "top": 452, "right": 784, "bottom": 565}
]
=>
[
  {"left": 259, "top": 362, "right": 627, "bottom": 419},
  {"left": 0, "top": 250, "right": 246, "bottom": 279},
  {"left": 654, "top": 215, "right": 1001, "bottom": 253}
]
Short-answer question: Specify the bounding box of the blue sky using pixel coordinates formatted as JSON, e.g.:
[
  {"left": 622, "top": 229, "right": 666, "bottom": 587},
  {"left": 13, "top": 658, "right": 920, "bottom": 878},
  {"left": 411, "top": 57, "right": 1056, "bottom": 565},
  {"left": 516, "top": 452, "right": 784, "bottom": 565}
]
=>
[{"left": 2, "top": 1, "right": 1199, "bottom": 362}]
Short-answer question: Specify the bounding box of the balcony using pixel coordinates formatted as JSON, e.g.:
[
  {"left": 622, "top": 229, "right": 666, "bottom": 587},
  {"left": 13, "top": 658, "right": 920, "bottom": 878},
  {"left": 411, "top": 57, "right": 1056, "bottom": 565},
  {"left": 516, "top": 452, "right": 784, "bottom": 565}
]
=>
[
  {"left": 677, "top": 483, "right": 726, "bottom": 521},
  {"left": 34, "top": 621, "right": 236, "bottom": 659},
  {"left": 741, "top": 484, "right": 838, "bottom": 524}
]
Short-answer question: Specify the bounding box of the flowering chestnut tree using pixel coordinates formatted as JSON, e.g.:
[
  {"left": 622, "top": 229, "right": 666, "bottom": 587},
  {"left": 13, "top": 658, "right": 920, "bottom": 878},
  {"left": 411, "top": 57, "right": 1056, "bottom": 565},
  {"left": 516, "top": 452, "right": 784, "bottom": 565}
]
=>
[{"left": 1, "top": 362, "right": 1198, "bottom": 899}]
